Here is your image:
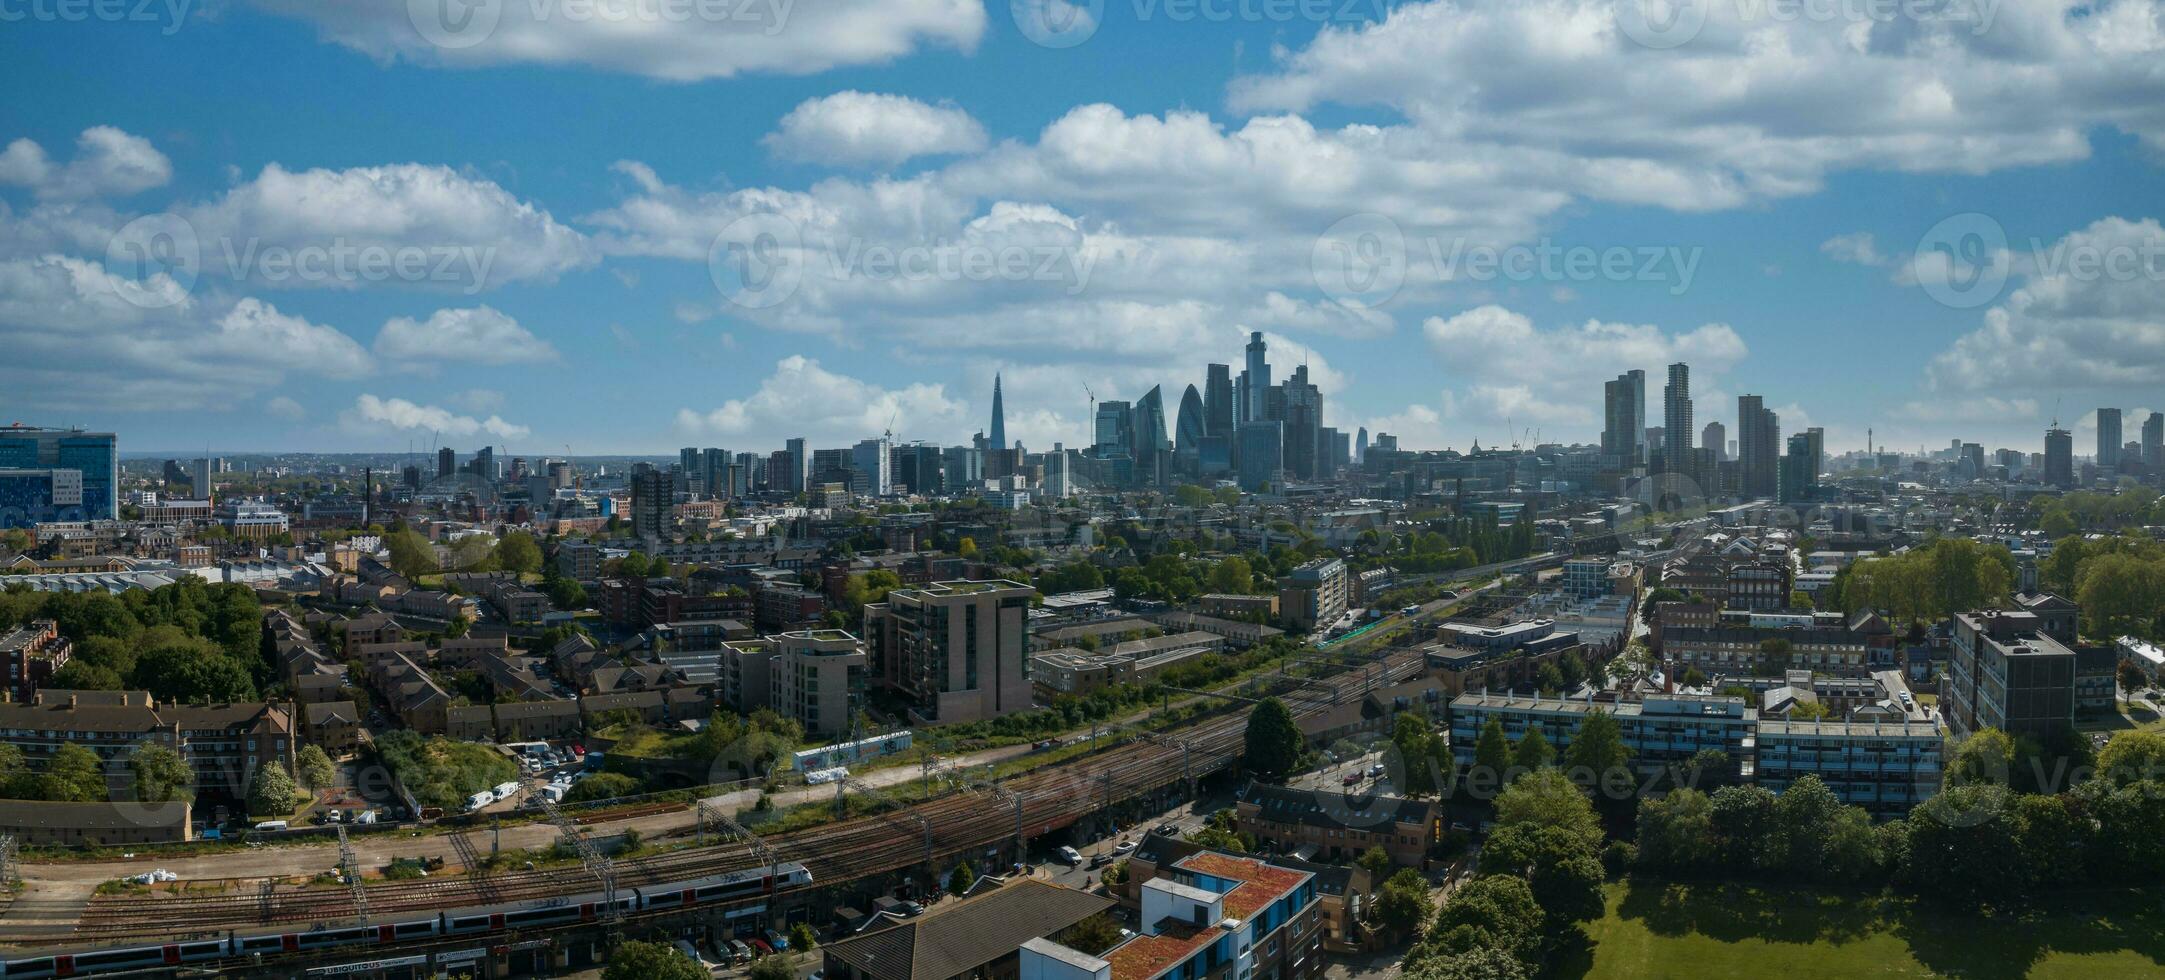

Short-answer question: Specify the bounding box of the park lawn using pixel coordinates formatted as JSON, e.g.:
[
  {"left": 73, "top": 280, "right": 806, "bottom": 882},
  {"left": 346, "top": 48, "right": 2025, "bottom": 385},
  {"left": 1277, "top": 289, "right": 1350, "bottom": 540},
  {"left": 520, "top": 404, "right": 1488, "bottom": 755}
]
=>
[{"left": 1567, "top": 881, "right": 2165, "bottom": 980}]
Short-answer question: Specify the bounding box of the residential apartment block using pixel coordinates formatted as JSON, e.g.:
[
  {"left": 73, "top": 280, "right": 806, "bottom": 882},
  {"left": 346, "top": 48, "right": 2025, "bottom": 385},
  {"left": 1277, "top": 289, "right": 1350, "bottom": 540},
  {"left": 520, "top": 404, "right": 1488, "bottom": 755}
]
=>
[
  {"left": 1947, "top": 609, "right": 2077, "bottom": 739},
  {"left": 863, "top": 580, "right": 1035, "bottom": 724}
]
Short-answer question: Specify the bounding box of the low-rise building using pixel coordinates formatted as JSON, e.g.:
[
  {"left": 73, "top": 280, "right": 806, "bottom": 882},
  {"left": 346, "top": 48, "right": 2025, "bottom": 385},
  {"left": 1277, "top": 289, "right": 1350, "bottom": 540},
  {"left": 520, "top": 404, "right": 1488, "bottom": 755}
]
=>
[
  {"left": 822, "top": 878, "right": 1112, "bottom": 980},
  {"left": 1, "top": 619, "right": 70, "bottom": 703},
  {"left": 1235, "top": 780, "right": 1438, "bottom": 868},
  {"left": 1756, "top": 717, "right": 1943, "bottom": 816}
]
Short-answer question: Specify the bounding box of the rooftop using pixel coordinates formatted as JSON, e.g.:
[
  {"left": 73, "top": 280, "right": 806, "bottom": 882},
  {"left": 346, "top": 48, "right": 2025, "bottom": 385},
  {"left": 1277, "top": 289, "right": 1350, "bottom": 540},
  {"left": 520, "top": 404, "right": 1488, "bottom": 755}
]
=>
[{"left": 1104, "top": 851, "right": 1310, "bottom": 980}]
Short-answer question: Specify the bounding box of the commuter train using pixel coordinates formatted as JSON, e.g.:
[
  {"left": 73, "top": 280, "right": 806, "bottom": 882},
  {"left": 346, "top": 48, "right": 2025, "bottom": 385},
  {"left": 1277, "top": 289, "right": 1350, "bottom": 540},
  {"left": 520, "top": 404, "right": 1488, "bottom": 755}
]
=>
[{"left": 0, "top": 862, "right": 812, "bottom": 979}]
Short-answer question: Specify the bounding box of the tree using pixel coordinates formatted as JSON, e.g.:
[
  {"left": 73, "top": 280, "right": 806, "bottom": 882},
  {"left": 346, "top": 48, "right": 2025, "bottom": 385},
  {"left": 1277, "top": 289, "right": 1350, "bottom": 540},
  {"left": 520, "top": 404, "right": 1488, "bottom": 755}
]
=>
[
  {"left": 248, "top": 760, "right": 298, "bottom": 817},
  {"left": 2097, "top": 730, "right": 2165, "bottom": 786},
  {"left": 295, "top": 744, "right": 337, "bottom": 792},
  {"left": 493, "top": 532, "right": 542, "bottom": 575},
  {"left": 384, "top": 528, "right": 438, "bottom": 580},
  {"left": 788, "top": 922, "right": 818, "bottom": 951},
  {"left": 1406, "top": 947, "right": 1530, "bottom": 980},
  {"left": 1903, "top": 784, "right": 2024, "bottom": 908},
  {"left": 1708, "top": 784, "right": 1778, "bottom": 870},
  {"left": 0, "top": 743, "right": 27, "bottom": 799},
  {"left": 1947, "top": 728, "right": 2015, "bottom": 787},
  {"left": 1207, "top": 556, "right": 1255, "bottom": 595},
  {"left": 948, "top": 859, "right": 975, "bottom": 896},
  {"left": 1425, "top": 874, "right": 1542, "bottom": 966},
  {"left": 2119, "top": 659, "right": 2151, "bottom": 696},
  {"left": 1370, "top": 868, "right": 1433, "bottom": 937},
  {"left": 131, "top": 641, "right": 255, "bottom": 704},
  {"left": 2077, "top": 552, "right": 2165, "bottom": 640},
  {"left": 40, "top": 743, "right": 107, "bottom": 802},
  {"left": 1564, "top": 709, "right": 1631, "bottom": 781},
  {"left": 957, "top": 537, "right": 979, "bottom": 559},
  {"left": 1391, "top": 713, "right": 1445, "bottom": 795},
  {"left": 1242, "top": 698, "right": 1304, "bottom": 781},
  {"left": 1511, "top": 729, "right": 1553, "bottom": 774},
  {"left": 1357, "top": 846, "right": 1394, "bottom": 880},
  {"left": 1493, "top": 767, "right": 1601, "bottom": 851},
  {"left": 128, "top": 742, "right": 193, "bottom": 804},
  {"left": 565, "top": 772, "right": 639, "bottom": 803},
  {"left": 602, "top": 940, "right": 706, "bottom": 980},
  {"left": 49, "top": 660, "right": 123, "bottom": 690},
  {"left": 1470, "top": 718, "right": 1511, "bottom": 792},
  {"left": 1634, "top": 788, "right": 1716, "bottom": 874}
]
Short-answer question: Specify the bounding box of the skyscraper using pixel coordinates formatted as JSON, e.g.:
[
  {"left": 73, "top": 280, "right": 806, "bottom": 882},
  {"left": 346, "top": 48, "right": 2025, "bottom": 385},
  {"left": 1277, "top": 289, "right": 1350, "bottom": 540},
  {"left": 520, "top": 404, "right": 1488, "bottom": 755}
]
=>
[
  {"left": 1093, "top": 400, "right": 1131, "bottom": 458},
  {"left": 2098, "top": 408, "right": 2123, "bottom": 471},
  {"left": 852, "top": 438, "right": 893, "bottom": 496},
  {"left": 2144, "top": 412, "right": 2164, "bottom": 467},
  {"left": 1204, "top": 363, "right": 1234, "bottom": 438},
  {"left": 1701, "top": 421, "right": 1726, "bottom": 461},
  {"left": 1662, "top": 363, "right": 1693, "bottom": 480},
  {"left": 679, "top": 447, "right": 701, "bottom": 491},
  {"left": 1242, "top": 331, "right": 1271, "bottom": 423},
  {"left": 785, "top": 437, "right": 809, "bottom": 493},
  {"left": 2045, "top": 426, "right": 2074, "bottom": 488},
  {"left": 1355, "top": 427, "right": 1368, "bottom": 464},
  {"left": 988, "top": 373, "right": 1007, "bottom": 451},
  {"left": 1602, "top": 369, "right": 1647, "bottom": 466},
  {"left": 629, "top": 462, "right": 669, "bottom": 540},
  {"left": 1238, "top": 421, "right": 1283, "bottom": 492},
  {"left": 437, "top": 446, "right": 455, "bottom": 479},
  {"left": 1737, "top": 395, "right": 1780, "bottom": 499},
  {"left": 1779, "top": 431, "right": 1815, "bottom": 503},
  {"left": 1175, "top": 385, "right": 1206, "bottom": 464},
  {"left": 1280, "top": 364, "right": 1323, "bottom": 480}
]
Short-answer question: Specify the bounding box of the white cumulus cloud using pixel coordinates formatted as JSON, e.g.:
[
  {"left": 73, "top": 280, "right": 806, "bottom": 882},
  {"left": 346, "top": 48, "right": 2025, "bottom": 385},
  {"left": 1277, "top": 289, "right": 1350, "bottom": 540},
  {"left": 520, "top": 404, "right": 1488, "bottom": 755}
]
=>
[{"left": 765, "top": 92, "right": 988, "bottom": 167}]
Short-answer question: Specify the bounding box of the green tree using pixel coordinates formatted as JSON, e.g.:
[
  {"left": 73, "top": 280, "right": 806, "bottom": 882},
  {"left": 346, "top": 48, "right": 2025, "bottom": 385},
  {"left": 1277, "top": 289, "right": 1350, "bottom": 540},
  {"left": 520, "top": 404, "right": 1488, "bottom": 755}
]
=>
[
  {"left": 1357, "top": 845, "right": 1394, "bottom": 879},
  {"left": 1708, "top": 784, "right": 1778, "bottom": 871},
  {"left": 0, "top": 744, "right": 28, "bottom": 798},
  {"left": 948, "top": 858, "right": 975, "bottom": 896},
  {"left": 1424, "top": 874, "right": 1542, "bottom": 966},
  {"left": 565, "top": 772, "right": 639, "bottom": 803},
  {"left": 1947, "top": 728, "right": 2014, "bottom": 787},
  {"left": 40, "top": 743, "right": 107, "bottom": 802},
  {"left": 1634, "top": 788, "right": 1716, "bottom": 874},
  {"left": 1511, "top": 729, "right": 1553, "bottom": 774},
  {"left": 384, "top": 528, "right": 438, "bottom": 580},
  {"left": 1369, "top": 868, "right": 1433, "bottom": 937},
  {"left": 1242, "top": 698, "right": 1304, "bottom": 781},
  {"left": 1903, "top": 784, "right": 2024, "bottom": 908},
  {"left": 1493, "top": 767, "right": 1601, "bottom": 851},
  {"left": 788, "top": 922, "right": 818, "bottom": 951},
  {"left": 127, "top": 741, "right": 193, "bottom": 804},
  {"left": 602, "top": 940, "right": 706, "bottom": 980},
  {"left": 1564, "top": 709, "right": 1631, "bottom": 781},
  {"left": 49, "top": 660, "right": 123, "bottom": 690},
  {"left": 1470, "top": 718, "right": 1511, "bottom": 793},
  {"left": 1406, "top": 947, "right": 1529, "bottom": 980},
  {"left": 493, "top": 532, "right": 542, "bottom": 575},
  {"left": 2097, "top": 730, "right": 2165, "bottom": 785},
  {"left": 295, "top": 744, "right": 338, "bottom": 792},
  {"left": 747, "top": 957, "right": 794, "bottom": 980},
  {"left": 248, "top": 760, "right": 298, "bottom": 817},
  {"left": 1207, "top": 556, "right": 1255, "bottom": 595},
  {"left": 2077, "top": 552, "right": 2165, "bottom": 640},
  {"left": 131, "top": 645, "right": 256, "bottom": 704}
]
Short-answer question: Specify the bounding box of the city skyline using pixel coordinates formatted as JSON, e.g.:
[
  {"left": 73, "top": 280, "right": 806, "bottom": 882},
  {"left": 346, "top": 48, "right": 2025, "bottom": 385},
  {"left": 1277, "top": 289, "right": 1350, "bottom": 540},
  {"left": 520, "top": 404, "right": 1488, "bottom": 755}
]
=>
[{"left": 3, "top": 3, "right": 2162, "bottom": 458}]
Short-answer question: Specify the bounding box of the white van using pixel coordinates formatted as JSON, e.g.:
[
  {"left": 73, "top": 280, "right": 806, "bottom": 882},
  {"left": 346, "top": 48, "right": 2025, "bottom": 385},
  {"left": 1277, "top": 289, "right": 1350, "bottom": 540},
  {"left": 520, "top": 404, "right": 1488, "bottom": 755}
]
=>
[
  {"left": 251, "top": 820, "right": 288, "bottom": 832},
  {"left": 467, "top": 792, "right": 493, "bottom": 812},
  {"left": 539, "top": 784, "right": 566, "bottom": 804},
  {"left": 493, "top": 781, "right": 521, "bottom": 799}
]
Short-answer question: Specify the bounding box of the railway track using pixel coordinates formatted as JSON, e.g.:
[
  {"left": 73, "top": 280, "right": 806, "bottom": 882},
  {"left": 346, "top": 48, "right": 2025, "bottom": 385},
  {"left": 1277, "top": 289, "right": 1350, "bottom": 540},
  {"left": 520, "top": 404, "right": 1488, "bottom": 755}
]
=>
[{"left": 15, "top": 647, "right": 1424, "bottom": 946}]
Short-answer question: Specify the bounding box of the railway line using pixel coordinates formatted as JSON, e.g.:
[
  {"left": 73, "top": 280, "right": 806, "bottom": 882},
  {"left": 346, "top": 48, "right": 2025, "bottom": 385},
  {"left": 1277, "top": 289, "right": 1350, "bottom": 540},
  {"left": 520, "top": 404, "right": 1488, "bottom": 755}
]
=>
[{"left": 5, "top": 645, "right": 1428, "bottom": 950}]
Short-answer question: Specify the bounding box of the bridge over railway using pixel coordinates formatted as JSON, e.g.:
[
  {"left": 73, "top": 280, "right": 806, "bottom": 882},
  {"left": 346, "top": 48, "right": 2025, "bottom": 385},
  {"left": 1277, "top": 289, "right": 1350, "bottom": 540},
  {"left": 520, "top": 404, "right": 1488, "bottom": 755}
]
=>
[{"left": 0, "top": 639, "right": 1435, "bottom": 976}]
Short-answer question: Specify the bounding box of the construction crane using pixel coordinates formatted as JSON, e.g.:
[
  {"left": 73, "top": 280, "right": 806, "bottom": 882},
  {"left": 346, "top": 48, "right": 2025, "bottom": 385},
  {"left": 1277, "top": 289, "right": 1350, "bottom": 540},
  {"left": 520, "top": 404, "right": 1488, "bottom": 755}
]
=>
[{"left": 883, "top": 409, "right": 898, "bottom": 442}]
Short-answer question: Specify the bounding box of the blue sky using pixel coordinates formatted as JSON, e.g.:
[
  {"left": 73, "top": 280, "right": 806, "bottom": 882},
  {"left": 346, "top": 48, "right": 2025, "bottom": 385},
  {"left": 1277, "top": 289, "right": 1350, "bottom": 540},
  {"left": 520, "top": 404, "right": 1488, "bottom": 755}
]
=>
[{"left": 2, "top": 0, "right": 2161, "bottom": 458}]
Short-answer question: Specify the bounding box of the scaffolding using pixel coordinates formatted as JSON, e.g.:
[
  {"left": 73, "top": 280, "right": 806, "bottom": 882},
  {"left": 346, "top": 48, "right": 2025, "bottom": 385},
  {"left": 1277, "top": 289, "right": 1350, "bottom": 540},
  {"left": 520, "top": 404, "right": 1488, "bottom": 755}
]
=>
[{"left": 0, "top": 834, "right": 16, "bottom": 888}]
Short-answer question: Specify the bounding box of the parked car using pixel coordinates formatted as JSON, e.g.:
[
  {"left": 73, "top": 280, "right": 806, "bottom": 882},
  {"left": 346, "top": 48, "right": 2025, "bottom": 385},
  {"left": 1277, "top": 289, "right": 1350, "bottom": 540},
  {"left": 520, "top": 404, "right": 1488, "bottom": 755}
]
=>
[
  {"left": 728, "top": 940, "right": 752, "bottom": 962},
  {"left": 750, "top": 939, "right": 772, "bottom": 956},
  {"left": 1367, "top": 763, "right": 1387, "bottom": 778},
  {"left": 764, "top": 928, "right": 789, "bottom": 951},
  {"left": 1342, "top": 772, "right": 1362, "bottom": 786},
  {"left": 899, "top": 900, "right": 925, "bottom": 916},
  {"left": 1114, "top": 840, "right": 1137, "bottom": 855},
  {"left": 1058, "top": 845, "right": 1084, "bottom": 865}
]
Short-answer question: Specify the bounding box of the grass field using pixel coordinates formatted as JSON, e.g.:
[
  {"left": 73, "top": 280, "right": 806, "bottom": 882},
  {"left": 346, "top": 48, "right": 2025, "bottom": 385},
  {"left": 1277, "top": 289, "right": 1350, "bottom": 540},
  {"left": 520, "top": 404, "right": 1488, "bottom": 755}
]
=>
[{"left": 1563, "top": 881, "right": 2165, "bottom": 980}]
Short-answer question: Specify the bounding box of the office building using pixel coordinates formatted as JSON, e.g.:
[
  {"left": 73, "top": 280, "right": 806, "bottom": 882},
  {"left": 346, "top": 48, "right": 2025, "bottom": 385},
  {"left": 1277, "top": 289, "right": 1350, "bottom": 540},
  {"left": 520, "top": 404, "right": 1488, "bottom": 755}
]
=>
[
  {"left": 437, "top": 446, "right": 455, "bottom": 479},
  {"left": 861, "top": 581, "right": 1035, "bottom": 724},
  {"left": 1778, "top": 431, "right": 1815, "bottom": 503},
  {"left": 785, "top": 437, "right": 809, "bottom": 493},
  {"left": 1241, "top": 330, "right": 1272, "bottom": 424},
  {"left": 988, "top": 373, "right": 1007, "bottom": 451},
  {"left": 2144, "top": 412, "right": 2164, "bottom": 467},
  {"left": 1238, "top": 421, "right": 1283, "bottom": 492},
  {"left": 1701, "top": 420, "right": 1725, "bottom": 462},
  {"left": 852, "top": 438, "right": 893, "bottom": 496},
  {"left": 2044, "top": 426, "right": 2075, "bottom": 488},
  {"left": 1280, "top": 364, "right": 1323, "bottom": 480},
  {"left": 0, "top": 425, "right": 117, "bottom": 521},
  {"left": 1094, "top": 400, "right": 1132, "bottom": 458},
  {"left": 1603, "top": 369, "right": 1647, "bottom": 466},
  {"left": 1175, "top": 384, "right": 1206, "bottom": 467},
  {"left": 1204, "top": 363, "right": 1234, "bottom": 437},
  {"left": 2098, "top": 408, "right": 2123, "bottom": 471},
  {"left": 1947, "top": 609, "right": 2076, "bottom": 739}
]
